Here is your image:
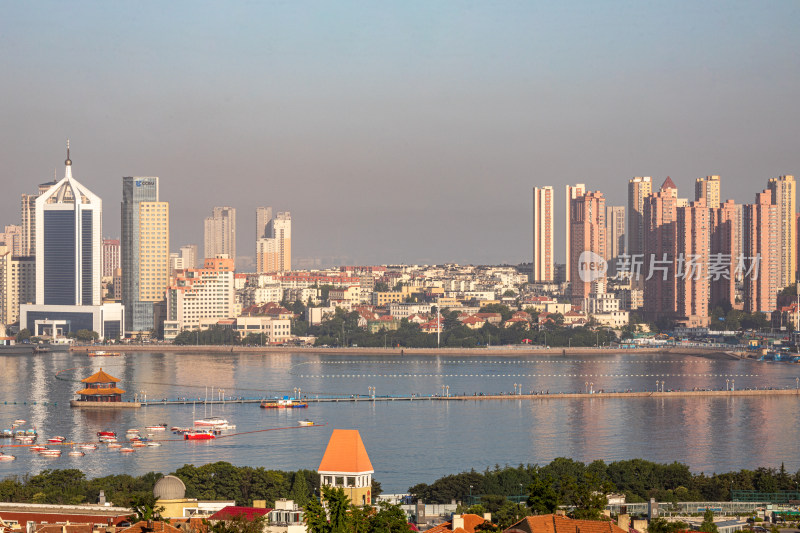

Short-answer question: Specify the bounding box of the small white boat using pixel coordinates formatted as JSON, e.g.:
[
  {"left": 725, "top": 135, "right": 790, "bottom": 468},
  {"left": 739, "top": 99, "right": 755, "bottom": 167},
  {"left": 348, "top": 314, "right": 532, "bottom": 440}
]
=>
[
  {"left": 298, "top": 419, "right": 315, "bottom": 426},
  {"left": 145, "top": 424, "right": 167, "bottom": 431},
  {"left": 100, "top": 436, "right": 118, "bottom": 443},
  {"left": 67, "top": 451, "right": 85, "bottom": 457},
  {"left": 12, "top": 419, "right": 26, "bottom": 425},
  {"left": 145, "top": 442, "right": 161, "bottom": 447},
  {"left": 119, "top": 447, "right": 135, "bottom": 453},
  {"left": 0, "top": 454, "right": 16, "bottom": 461},
  {"left": 78, "top": 444, "right": 98, "bottom": 451},
  {"left": 131, "top": 441, "right": 146, "bottom": 448},
  {"left": 107, "top": 443, "right": 122, "bottom": 449},
  {"left": 126, "top": 429, "right": 140, "bottom": 434},
  {"left": 30, "top": 445, "right": 47, "bottom": 452},
  {"left": 214, "top": 423, "right": 236, "bottom": 430},
  {"left": 40, "top": 450, "right": 62, "bottom": 457},
  {"left": 194, "top": 416, "right": 228, "bottom": 427}
]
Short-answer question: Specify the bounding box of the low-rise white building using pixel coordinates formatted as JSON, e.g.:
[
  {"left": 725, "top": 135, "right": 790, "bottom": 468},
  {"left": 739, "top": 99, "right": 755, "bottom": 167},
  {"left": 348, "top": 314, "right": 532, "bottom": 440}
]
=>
[{"left": 235, "top": 316, "right": 292, "bottom": 344}]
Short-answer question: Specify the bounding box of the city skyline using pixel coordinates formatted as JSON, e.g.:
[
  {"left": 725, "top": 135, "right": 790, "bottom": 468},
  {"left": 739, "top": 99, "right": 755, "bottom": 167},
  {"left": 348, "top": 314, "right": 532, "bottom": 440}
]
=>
[{"left": 2, "top": 2, "right": 798, "bottom": 265}]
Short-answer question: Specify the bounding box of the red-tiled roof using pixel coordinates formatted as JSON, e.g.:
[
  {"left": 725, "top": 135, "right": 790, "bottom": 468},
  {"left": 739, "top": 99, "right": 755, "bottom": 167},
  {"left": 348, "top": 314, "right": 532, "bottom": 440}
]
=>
[
  {"left": 426, "top": 514, "right": 488, "bottom": 533},
  {"left": 661, "top": 176, "right": 677, "bottom": 190},
  {"left": 120, "top": 521, "right": 184, "bottom": 533},
  {"left": 0, "top": 512, "right": 127, "bottom": 529},
  {"left": 504, "top": 514, "right": 628, "bottom": 533},
  {"left": 207, "top": 507, "right": 271, "bottom": 521}
]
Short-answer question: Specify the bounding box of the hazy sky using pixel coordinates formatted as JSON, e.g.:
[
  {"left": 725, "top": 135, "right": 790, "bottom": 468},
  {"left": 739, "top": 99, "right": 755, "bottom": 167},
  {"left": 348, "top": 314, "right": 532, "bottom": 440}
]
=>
[{"left": 2, "top": 1, "right": 799, "bottom": 268}]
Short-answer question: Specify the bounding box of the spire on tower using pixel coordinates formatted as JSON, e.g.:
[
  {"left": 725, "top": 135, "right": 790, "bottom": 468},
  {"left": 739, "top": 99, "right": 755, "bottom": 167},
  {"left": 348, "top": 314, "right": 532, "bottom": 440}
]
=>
[{"left": 65, "top": 139, "right": 72, "bottom": 166}]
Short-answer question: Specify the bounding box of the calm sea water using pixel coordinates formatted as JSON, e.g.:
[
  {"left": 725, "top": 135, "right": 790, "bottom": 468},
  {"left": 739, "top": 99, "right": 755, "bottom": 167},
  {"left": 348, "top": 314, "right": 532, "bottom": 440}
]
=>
[{"left": 0, "top": 350, "right": 798, "bottom": 492}]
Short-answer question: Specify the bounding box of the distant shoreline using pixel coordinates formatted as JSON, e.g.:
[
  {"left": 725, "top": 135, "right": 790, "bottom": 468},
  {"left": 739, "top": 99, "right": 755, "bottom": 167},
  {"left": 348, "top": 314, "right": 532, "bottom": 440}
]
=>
[{"left": 68, "top": 344, "right": 744, "bottom": 359}]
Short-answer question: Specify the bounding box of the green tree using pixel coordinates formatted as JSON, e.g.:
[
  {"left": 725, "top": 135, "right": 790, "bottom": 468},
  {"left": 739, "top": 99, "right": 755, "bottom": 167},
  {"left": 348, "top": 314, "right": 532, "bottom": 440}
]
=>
[
  {"left": 75, "top": 329, "right": 99, "bottom": 342},
  {"left": 323, "top": 486, "right": 350, "bottom": 533},
  {"left": 16, "top": 329, "right": 31, "bottom": 342},
  {"left": 208, "top": 515, "right": 267, "bottom": 533},
  {"left": 369, "top": 501, "right": 413, "bottom": 533},
  {"left": 290, "top": 471, "right": 310, "bottom": 506},
  {"left": 304, "top": 496, "right": 329, "bottom": 533},
  {"left": 647, "top": 517, "right": 689, "bottom": 533},
  {"left": 129, "top": 492, "right": 166, "bottom": 522},
  {"left": 698, "top": 509, "right": 718, "bottom": 533},
  {"left": 526, "top": 474, "right": 559, "bottom": 515}
]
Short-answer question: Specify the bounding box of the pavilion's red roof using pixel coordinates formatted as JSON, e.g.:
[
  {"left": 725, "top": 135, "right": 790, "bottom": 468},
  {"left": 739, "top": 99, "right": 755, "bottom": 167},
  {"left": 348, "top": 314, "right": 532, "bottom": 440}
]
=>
[{"left": 76, "top": 387, "right": 126, "bottom": 395}]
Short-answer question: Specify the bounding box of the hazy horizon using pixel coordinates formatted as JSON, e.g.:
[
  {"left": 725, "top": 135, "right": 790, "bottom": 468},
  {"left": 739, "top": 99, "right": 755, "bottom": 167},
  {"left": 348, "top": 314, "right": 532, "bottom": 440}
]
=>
[{"left": 3, "top": 2, "right": 799, "bottom": 267}]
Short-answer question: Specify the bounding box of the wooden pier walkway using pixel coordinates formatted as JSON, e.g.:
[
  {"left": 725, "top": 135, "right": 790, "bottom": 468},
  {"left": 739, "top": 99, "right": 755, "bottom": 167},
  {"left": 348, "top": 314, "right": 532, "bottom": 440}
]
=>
[{"left": 135, "top": 387, "right": 800, "bottom": 407}]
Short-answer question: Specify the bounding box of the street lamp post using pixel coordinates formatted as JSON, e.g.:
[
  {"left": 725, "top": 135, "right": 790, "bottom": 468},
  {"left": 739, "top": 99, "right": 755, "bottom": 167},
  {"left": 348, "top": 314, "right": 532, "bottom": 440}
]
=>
[{"left": 446, "top": 385, "right": 450, "bottom": 398}]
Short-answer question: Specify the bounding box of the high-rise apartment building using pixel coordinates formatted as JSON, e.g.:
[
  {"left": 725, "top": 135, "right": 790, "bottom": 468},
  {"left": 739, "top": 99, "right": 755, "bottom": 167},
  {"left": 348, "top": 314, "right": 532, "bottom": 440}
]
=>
[
  {"left": 256, "top": 210, "right": 292, "bottom": 273},
  {"left": 163, "top": 255, "right": 235, "bottom": 340},
  {"left": 695, "top": 175, "right": 721, "bottom": 209},
  {"left": 532, "top": 186, "right": 554, "bottom": 282},
  {"left": 642, "top": 178, "right": 679, "bottom": 322},
  {"left": 766, "top": 175, "right": 796, "bottom": 288},
  {"left": 122, "top": 176, "right": 169, "bottom": 333},
  {"left": 20, "top": 145, "right": 124, "bottom": 339},
  {"left": 627, "top": 176, "right": 652, "bottom": 258},
  {"left": 0, "top": 226, "right": 23, "bottom": 257},
  {"left": 743, "top": 190, "right": 779, "bottom": 313},
  {"left": 565, "top": 184, "right": 586, "bottom": 283},
  {"left": 710, "top": 199, "right": 741, "bottom": 310},
  {"left": 256, "top": 206, "right": 273, "bottom": 239},
  {"left": 204, "top": 207, "right": 236, "bottom": 265},
  {"left": 180, "top": 244, "right": 198, "bottom": 269},
  {"left": 102, "top": 238, "right": 120, "bottom": 278},
  {"left": 0, "top": 246, "right": 34, "bottom": 327},
  {"left": 20, "top": 178, "right": 57, "bottom": 257},
  {"left": 168, "top": 252, "right": 184, "bottom": 278},
  {"left": 675, "top": 199, "right": 711, "bottom": 327},
  {"left": 569, "top": 191, "right": 605, "bottom": 306},
  {"left": 605, "top": 206, "right": 626, "bottom": 264}
]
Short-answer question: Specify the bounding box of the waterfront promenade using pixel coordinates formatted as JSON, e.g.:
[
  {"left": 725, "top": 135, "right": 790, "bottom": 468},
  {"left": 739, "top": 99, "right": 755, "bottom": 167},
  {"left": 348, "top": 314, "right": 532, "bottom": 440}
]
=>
[{"left": 69, "top": 344, "right": 741, "bottom": 358}]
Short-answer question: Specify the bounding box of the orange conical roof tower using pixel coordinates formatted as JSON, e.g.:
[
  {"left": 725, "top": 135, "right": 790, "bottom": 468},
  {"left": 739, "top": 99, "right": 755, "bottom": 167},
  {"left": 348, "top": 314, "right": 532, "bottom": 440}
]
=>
[{"left": 318, "top": 429, "right": 374, "bottom": 506}]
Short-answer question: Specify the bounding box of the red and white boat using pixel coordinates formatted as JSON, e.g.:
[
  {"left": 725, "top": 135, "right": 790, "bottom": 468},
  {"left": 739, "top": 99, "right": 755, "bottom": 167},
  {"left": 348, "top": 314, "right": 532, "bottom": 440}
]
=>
[
  {"left": 119, "top": 448, "right": 135, "bottom": 453},
  {"left": 107, "top": 443, "right": 122, "bottom": 449},
  {"left": 30, "top": 445, "right": 47, "bottom": 452},
  {"left": 78, "top": 444, "right": 98, "bottom": 451},
  {"left": 145, "top": 424, "right": 167, "bottom": 431},
  {"left": 97, "top": 430, "right": 116, "bottom": 438},
  {"left": 99, "top": 436, "right": 118, "bottom": 443},
  {"left": 184, "top": 430, "right": 216, "bottom": 440},
  {"left": 131, "top": 441, "right": 146, "bottom": 448},
  {"left": 47, "top": 436, "right": 66, "bottom": 443},
  {"left": 68, "top": 451, "right": 85, "bottom": 457},
  {"left": 0, "top": 454, "right": 15, "bottom": 461}
]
